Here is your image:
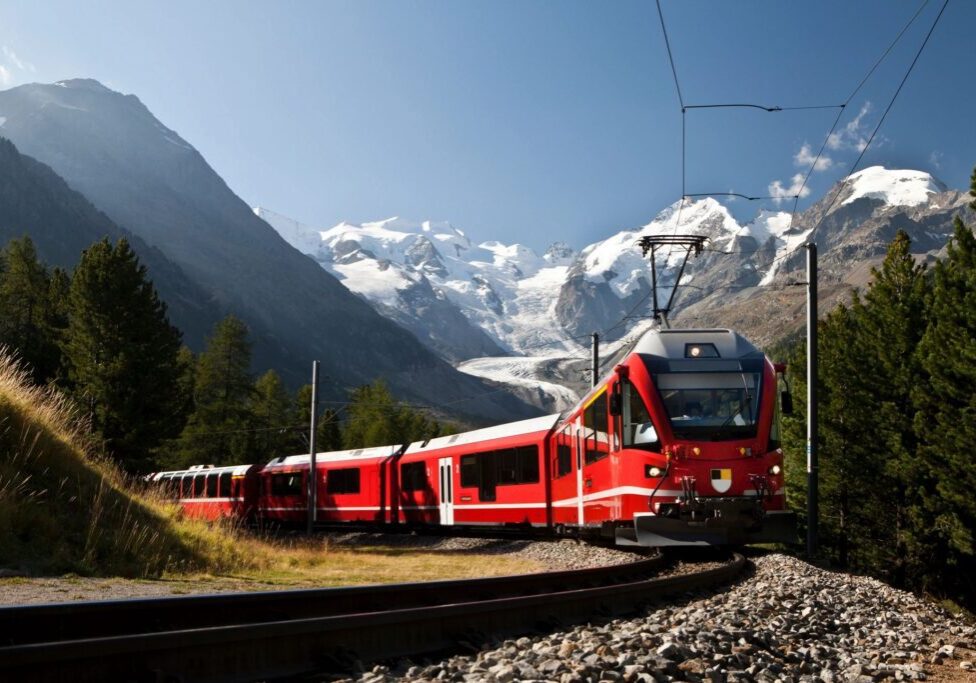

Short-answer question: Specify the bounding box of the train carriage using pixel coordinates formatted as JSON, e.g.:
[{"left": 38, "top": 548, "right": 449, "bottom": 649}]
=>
[
  {"left": 158, "top": 328, "right": 796, "bottom": 548},
  {"left": 402, "top": 414, "right": 560, "bottom": 528},
  {"left": 150, "top": 464, "right": 259, "bottom": 521},
  {"left": 259, "top": 445, "right": 402, "bottom": 525}
]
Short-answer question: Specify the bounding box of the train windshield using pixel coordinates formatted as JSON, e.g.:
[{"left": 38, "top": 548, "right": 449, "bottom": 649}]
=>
[{"left": 655, "top": 372, "right": 761, "bottom": 440}]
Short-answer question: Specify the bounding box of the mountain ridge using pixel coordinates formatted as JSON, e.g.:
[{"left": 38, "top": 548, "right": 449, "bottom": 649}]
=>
[
  {"left": 0, "top": 78, "right": 538, "bottom": 423},
  {"left": 257, "top": 167, "right": 973, "bottom": 410}
]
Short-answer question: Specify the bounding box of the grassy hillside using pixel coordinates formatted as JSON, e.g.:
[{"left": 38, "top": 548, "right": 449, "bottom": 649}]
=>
[
  {"left": 0, "top": 348, "right": 249, "bottom": 577},
  {"left": 0, "top": 349, "right": 544, "bottom": 582}
]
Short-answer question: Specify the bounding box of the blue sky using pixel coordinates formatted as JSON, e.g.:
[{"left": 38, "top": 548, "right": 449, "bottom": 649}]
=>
[{"left": 1, "top": 0, "right": 973, "bottom": 251}]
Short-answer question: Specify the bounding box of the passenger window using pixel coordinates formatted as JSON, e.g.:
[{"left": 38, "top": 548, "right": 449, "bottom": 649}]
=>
[
  {"left": 219, "top": 472, "right": 233, "bottom": 497},
  {"left": 622, "top": 381, "right": 660, "bottom": 451},
  {"left": 271, "top": 473, "right": 303, "bottom": 496},
  {"left": 497, "top": 449, "right": 518, "bottom": 484},
  {"left": 327, "top": 468, "right": 360, "bottom": 494},
  {"left": 516, "top": 446, "right": 539, "bottom": 483},
  {"left": 206, "top": 474, "right": 218, "bottom": 498},
  {"left": 478, "top": 454, "right": 496, "bottom": 502},
  {"left": 460, "top": 455, "right": 478, "bottom": 487},
  {"left": 401, "top": 462, "right": 429, "bottom": 492},
  {"left": 193, "top": 474, "right": 205, "bottom": 497},
  {"left": 554, "top": 425, "right": 573, "bottom": 478},
  {"left": 584, "top": 391, "right": 610, "bottom": 464}
]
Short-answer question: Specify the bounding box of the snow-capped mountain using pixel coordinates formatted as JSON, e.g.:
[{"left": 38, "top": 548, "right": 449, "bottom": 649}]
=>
[
  {"left": 671, "top": 166, "right": 971, "bottom": 350},
  {"left": 257, "top": 166, "right": 972, "bottom": 411},
  {"left": 839, "top": 166, "right": 948, "bottom": 207},
  {"left": 255, "top": 209, "right": 584, "bottom": 360}
]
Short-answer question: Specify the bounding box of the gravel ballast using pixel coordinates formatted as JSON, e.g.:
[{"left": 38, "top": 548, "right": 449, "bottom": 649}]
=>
[{"left": 347, "top": 554, "right": 975, "bottom": 683}]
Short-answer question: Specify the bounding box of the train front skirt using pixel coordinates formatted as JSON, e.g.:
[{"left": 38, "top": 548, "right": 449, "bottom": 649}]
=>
[{"left": 619, "top": 498, "right": 798, "bottom": 547}]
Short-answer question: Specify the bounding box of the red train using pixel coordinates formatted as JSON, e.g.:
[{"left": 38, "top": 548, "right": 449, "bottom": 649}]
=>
[{"left": 151, "top": 329, "right": 797, "bottom": 546}]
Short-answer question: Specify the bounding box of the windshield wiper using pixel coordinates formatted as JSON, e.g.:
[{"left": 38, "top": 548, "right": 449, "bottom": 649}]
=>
[
  {"left": 719, "top": 371, "right": 753, "bottom": 428},
  {"left": 719, "top": 403, "right": 749, "bottom": 428}
]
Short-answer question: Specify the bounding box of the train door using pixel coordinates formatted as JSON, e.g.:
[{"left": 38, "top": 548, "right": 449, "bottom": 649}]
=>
[
  {"left": 574, "top": 416, "right": 585, "bottom": 527},
  {"left": 438, "top": 457, "right": 454, "bottom": 525},
  {"left": 550, "top": 423, "right": 577, "bottom": 525},
  {"left": 580, "top": 389, "right": 611, "bottom": 525}
]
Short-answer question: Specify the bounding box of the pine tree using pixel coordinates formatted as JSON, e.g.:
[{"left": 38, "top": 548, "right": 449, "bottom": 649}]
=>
[
  {"left": 781, "top": 232, "right": 933, "bottom": 584},
  {"left": 293, "top": 384, "right": 343, "bottom": 454},
  {"left": 176, "top": 315, "right": 256, "bottom": 466},
  {"left": 854, "top": 230, "right": 932, "bottom": 586},
  {"left": 174, "top": 346, "right": 197, "bottom": 421},
  {"left": 252, "top": 370, "right": 295, "bottom": 460},
  {"left": 817, "top": 305, "right": 873, "bottom": 568},
  {"left": 342, "top": 380, "right": 450, "bottom": 449},
  {"left": 0, "top": 236, "right": 63, "bottom": 383},
  {"left": 913, "top": 167, "right": 976, "bottom": 604},
  {"left": 61, "top": 238, "right": 184, "bottom": 471}
]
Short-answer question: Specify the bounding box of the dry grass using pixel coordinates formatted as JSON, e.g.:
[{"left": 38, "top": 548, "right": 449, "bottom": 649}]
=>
[
  {"left": 0, "top": 348, "right": 257, "bottom": 577},
  {"left": 165, "top": 537, "right": 543, "bottom": 588},
  {"left": 0, "top": 349, "right": 541, "bottom": 584}
]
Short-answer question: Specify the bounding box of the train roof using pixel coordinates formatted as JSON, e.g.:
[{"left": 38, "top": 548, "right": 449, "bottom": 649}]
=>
[
  {"left": 405, "top": 413, "right": 561, "bottom": 455},
  {"left": 631, "top": 328, "right": 764, "bottom": 361},
  {"left": 150, "top": 464, "right": 253, "bottom": 480},
  {"left": 267, "top": 444, "right": 402, "bottom": 469}
]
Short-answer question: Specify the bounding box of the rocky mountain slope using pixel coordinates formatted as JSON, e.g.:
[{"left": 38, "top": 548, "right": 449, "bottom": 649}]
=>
[
  {"left": 260, "top": 167, "right": 972, "bottom": 411},
  {"left": 673, "top": 167, "right": 971, "bottom": 348},
  {"left": 0, "top": 136, "right": 220, "bottom": 350},
  {"left": 0, "top": 79, "right": 537, "bottom": 423}
]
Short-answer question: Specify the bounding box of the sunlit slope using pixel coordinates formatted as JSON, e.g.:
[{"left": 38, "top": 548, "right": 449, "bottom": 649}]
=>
[{"left": 0, "top": 351, "right": 246, "bottom": 577}]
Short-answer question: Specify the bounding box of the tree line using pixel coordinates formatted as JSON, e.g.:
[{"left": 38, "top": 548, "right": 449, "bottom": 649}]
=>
[
  {"left": 780, "top": 167, "right": 976, "bottom": 610},
  {"left": 0, "top": 237, "right": 452, "bottom": 473}
]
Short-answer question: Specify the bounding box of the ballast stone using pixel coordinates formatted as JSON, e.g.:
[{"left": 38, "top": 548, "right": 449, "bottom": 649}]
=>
[{"left": 340, "top": 553, "right": 974, "bottom": 683}]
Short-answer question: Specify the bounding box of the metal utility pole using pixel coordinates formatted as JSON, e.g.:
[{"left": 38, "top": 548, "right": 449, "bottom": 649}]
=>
[
  {"left": 805, "top": 243, "right": 819, "bottom": 557},
  {"left": 591, "top": 332, "right": 600, "bottom": 388},
  {"left": 307, "top": 360, "right": 319, "bottom": 535}
]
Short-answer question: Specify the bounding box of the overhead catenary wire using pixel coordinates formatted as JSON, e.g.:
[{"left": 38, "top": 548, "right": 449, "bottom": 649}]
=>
[
  {"left": 657, "top": 0, "right": 946, "bottom": 300},
  {"left": 655, "top": 0, "right": 688, "bottom": 269},
  {"left": 786, "top": 0, "right": 935, "bottom": 230},
  {"left": 551, "top": 0, "right": 950, "bottom": 383},
  {"left": 807, "top": 0, "right": 949, "bottom": 234},
  {"left": 516, "top": 1, "right": 951, "bottom": 397},
  {"left": 683, "top": 104, "right": 844, "bottom": 112},
  {"left": 222, "top": 0, "right": 950, "bottom": 424}
]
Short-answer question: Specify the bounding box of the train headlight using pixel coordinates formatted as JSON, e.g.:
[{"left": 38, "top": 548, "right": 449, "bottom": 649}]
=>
[
  {"left": 768, "top": 464, "right": 782, "bottom": 476},
  {"left": 646, "top": 466, "right": 663, "bottom": 478}
]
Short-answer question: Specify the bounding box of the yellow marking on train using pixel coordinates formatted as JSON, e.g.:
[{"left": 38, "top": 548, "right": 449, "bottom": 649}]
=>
[{"left": 582, "top": 388, "right": 607, "bottom": 410}]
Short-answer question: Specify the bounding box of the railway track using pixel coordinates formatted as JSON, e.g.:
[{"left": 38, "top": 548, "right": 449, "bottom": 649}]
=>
[{"left": 0, "top": 552, "right": 746, "bottom": 683}]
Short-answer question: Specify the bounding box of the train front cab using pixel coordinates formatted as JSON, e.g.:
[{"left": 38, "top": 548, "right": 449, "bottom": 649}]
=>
[
  {"left": 620, "top": 329, "right": 798, "bottom": 547},
  {"left": 550, "top": 328, "right": 797, "bottom": 547}
]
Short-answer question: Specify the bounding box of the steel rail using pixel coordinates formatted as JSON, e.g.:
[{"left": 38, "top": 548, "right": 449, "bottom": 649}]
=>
[
  {"left": 0, "top": 553, "right": 665, "bottom": 645},
  {"left": 0, "top": 553, "right": 745, "bottom": 683}
]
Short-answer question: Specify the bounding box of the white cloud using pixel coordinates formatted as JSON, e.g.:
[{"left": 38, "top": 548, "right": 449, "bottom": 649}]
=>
[
  {"left": 929, "top": 150, "right": 943, "bottom": 170},
  {"left": 793, "top": 143, "right": 833, "bottom": 172},
  {"left": 768, "top": 173, "right": 812, "bottom": 204},
  {"left": 0, "top": 65, "right": 11, "bottom": 86},
  {"left": 827, "top": 101, "right": 874, "bottom": 152},
  {"left": 1, "top": 45, "right": 35, "bottom": 72}
]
